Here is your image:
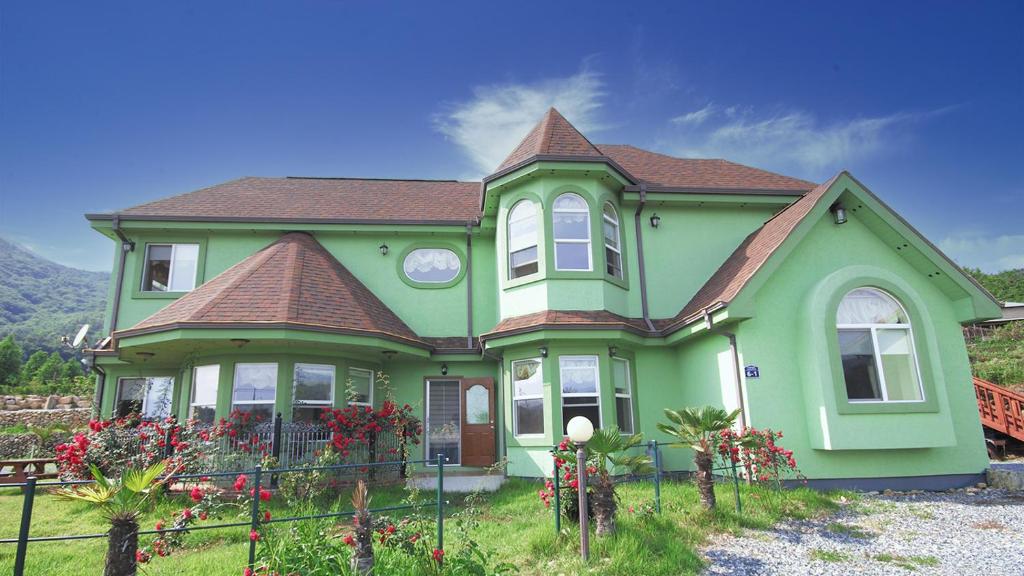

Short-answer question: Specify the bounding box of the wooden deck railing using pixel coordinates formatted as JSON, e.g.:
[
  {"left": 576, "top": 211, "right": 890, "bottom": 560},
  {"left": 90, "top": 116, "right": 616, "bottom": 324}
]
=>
[{"left": 974, "top": 376, "right": 1024, "bottom": 442}]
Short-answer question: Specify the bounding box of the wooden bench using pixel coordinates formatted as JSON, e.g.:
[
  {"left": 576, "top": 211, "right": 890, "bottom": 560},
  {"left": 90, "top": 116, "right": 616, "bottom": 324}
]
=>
[{"left": 0, "top": 458, "right": 58, "bottom": 485}]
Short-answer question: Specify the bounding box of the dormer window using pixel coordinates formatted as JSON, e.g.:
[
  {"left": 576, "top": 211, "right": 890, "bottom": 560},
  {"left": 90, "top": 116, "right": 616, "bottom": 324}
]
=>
[
  {"left": 552, "top": 193, "right": 591, "bottom": 271},
  {"left": 602, "top": 203, "right": 623, "bottom": 279},
  {"left": 508, "top": 200, "right": 539, "bottom": 279},
  {"left": 142, "top": 243, "right": 199, "bottom": 292}
]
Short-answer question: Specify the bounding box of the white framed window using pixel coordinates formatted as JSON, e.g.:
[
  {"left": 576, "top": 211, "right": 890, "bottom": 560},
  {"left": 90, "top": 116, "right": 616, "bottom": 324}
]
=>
[
  {"left": 837, "top": 288, "right": 924, "bottom": 403},
  {"left": 116, "top": 377, "right": 174, "bottom": 420},
  {"left": 190, "top": 365, "right": 219, "bottom": 425},
  {"left": 347, "top": 367, "right": 373, "bottom": 406},
  {"left": 292, "top": 363, "right": 335, "bottom": 423},
  {"left": 559, "top": 355, "right": 601, "bottom": 434},
  {"left": 141, "top": 243, "right": 199, "bottom": 292},
  {"left": 602, "top": 203, "right": 623, "bottom": 279},
  {"left": 552, "top": 193, "right": 592, "bottom": 271},
  {"left": 508, "top": 200, "right": 540, "bottom": 279},
  {"left": 512, "top": 358, "right": 544, "bottom": 436},
  {"left": 425, "top": 379, "right": 461, "bottom": 466},
  {"left": 611, "top": 358, "right": 633, "bottom": 434},
  {"left": 231, "top": 363, "right": 278, "bottom": 422},
  {"left": 403, "top": 248, "right": 461, "bottom": 284}
]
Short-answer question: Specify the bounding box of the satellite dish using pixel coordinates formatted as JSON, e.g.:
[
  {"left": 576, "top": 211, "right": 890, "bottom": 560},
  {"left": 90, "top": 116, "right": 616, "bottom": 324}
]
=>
[{"left": 72, "top": 324, "right": 90, "bottom": 348}]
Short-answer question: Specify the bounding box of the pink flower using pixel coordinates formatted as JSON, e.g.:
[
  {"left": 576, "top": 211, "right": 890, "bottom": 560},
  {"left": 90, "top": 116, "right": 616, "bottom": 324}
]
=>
[
  {"left": 190, "top": 486, "right": 203, "bottom": 502},
  {"left": 182, "top": 508, "right": 192, "bottom": 519},
  {"left": 259, "top": 488, "right": 271, "bottom": 502},
  {"left": 249, "top": 530, "right": 260, "bottom": 542},
  {"left": 233, "top": 474, "right": 247, "bottom": 491},
  {"left": 243, "top": 568, "right": 254, "bottom": 576},
  {"left": 263, "top": 511, "right": 271, "bottom": 522},
  {"left": 432, "top": 548, "right": 444, "bottom": 562}
]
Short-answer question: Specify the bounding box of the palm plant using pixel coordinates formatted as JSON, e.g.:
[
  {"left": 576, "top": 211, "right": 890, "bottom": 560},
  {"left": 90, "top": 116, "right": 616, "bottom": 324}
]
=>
[
  {"left": 57, "top": 462, "right": 169, "bottom": 576},
  {"left": 657, "top": 406, "right": 740, "bottom": 510},
  {"left": 564, "top": 427, "right": 652, "bottom": 535},
  {"left": 349, "top": 479, "right": 374, "bottom": 575}
]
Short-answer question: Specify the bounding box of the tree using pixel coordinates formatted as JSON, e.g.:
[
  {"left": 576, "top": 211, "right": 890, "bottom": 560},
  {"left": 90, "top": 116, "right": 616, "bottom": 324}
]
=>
[
  {"left": 61, "top": 357, "right": 84, "bottom": 380},
  {"left": 57, "top": 462, "right": 170, "bottom": 576},
  {"left": 580, "top": 428, "right": 652, "bottom": 535},
  {"left": 19, "top": 350, "right": 49, "bottom": 384},
  {"left": 0, "top": 335, "right": 23, "bottom": 385},
  {"left": 34, "top": 351, "right": 65, "bottom": 383},
  {"left": 964, "top": 267, "right": 1024, "bottom": 303},
  {"left": 657, "top": 406, "right": 741, "bottom": 510}
]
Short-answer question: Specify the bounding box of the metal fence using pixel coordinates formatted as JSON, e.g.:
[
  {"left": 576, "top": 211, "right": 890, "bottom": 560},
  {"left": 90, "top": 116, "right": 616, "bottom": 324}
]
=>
[
  {"left": 3, "top": 456, "right": 448, "bottom": 576},
  {"left": 549, "top": 440, "right": 743, "bottom": 534}
]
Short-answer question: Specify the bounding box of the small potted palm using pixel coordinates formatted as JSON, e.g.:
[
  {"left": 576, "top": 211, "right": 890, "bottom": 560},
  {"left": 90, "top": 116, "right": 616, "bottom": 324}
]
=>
[
  {"left": 657, "top": 406, "right": 741, "bottom": 510},
  {"left": 349, "top": 479, "right": 374, "bottom": 575},
  {"left": 57, "top": 462, "right": 169, "bottom": 576}
]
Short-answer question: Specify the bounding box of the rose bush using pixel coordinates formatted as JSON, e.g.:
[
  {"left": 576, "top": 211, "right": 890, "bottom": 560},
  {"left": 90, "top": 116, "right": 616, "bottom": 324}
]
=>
[{"left": 715, "top": 426, "right": 804, "bottom": 487}]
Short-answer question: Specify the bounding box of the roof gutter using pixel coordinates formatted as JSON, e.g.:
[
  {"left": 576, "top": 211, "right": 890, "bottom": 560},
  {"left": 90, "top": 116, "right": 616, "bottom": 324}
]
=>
[
  {"left": 634, "top": 184, "right": 656, "bottom": 332},
  {"left": 704, "top": 309, "right": 747, "bottom": 429},
  {"left": 108, "top": 216, "right": 135, "bottom": 338}
]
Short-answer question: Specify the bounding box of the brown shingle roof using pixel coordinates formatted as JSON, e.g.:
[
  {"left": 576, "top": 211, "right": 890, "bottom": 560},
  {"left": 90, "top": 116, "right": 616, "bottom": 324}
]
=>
[
  {"left": 661, "top": 174, "right": 840, "bottom": 331},
  {"left": 496, "top": 108, "right": 603, "bottom": 171},
  {"left": 481, "top": 310, "right": 652, "bottom": 340},
  {"left": 598, "top": 144, "right": 816, "bottom": 192},
  {"left": 100, "top": 177, "right": 482, "bottom": 224},
  {"left": 118, "top": 232, "right": 428, "bottom": 348}
]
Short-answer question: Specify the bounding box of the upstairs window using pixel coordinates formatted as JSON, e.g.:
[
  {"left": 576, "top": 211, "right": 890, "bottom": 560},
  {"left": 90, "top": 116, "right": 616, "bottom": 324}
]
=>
[
  {"left": 552, "top": 193, "right": 592, "bottom": 271},
  {"left": 403, "top": 248, "right": 461, "bottom": 284},
  {"left": 142, "top": 243, "right": 199, "bottom": 292},
  {"left": 292, "top": 363, "right": 335, "bottom": 423},
  {"left": 837, "top": 288, "right": 923, "bottom": 402},
  {"left": 508, "top": 200, "right": 539, "bottom": 279},
  {"left": 602, "top": 203, "right": 623, "bottom": 279}
]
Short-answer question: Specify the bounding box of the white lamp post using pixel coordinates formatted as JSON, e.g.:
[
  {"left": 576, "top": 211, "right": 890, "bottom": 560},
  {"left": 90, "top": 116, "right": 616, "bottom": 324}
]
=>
[{"left": 566, "top": 416, "right": 594, "bottom": 561}]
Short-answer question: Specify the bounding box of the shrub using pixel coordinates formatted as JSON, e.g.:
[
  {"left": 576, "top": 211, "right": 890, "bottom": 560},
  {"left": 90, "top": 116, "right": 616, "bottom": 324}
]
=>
[{"left": 715, "top": 427, "right": 804, "bottom": 487}]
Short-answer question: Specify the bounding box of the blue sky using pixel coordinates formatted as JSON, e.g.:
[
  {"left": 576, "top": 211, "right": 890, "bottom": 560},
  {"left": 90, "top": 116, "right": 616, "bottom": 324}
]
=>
[{"left": 1, "top": 1, "right": 1021, "bottom": 272}]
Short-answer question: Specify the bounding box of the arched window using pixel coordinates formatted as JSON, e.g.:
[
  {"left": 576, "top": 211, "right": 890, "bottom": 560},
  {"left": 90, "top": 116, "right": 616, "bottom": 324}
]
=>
[
  {"left": 602, "top": 203, "right": 622, "bottom": 279},
  {"left": 552, "top": 193, "right": 591, "bottom": 271},
  {"left": 508, "top": 200, "right": 539, "bottom": 279},
  {"left": 837, "top": 288, "right": 923, "bottom": 402}
]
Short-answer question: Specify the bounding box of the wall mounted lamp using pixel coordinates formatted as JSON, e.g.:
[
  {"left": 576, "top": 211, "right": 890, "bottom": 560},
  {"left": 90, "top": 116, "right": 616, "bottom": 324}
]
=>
[
  {"left": 230, "top": 338, "right": 250, "bottom": 348},
  {"left": 441, "top": 362, "right": 449, "bottom": 376},
  {"left": 649, "top": 213, "right": 661, "bottom": 228},
  {"left": 538, "top": 346, "right": 548, "bottom": 358},
  {"left": 379, "top": 243, "right": 390, "bottom": 256},
  {"left": 608, "top": 346, "right": 618, "bottom": 358},
  {"left": 830, "top": 203, "right": 847, "bottom": 225}
]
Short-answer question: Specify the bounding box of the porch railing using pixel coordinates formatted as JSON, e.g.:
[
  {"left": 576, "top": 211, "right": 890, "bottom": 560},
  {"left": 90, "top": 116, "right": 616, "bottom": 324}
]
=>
[{"left": 974, "top": 376, "right": 1024, "bottom": 442}]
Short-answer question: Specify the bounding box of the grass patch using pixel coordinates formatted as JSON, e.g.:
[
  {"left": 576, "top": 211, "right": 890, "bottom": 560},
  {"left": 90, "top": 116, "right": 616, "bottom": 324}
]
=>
[
  {"left": 810, "top": 548, "right": 850, "bottom": 562},
  {"left": 0, "top": 478, "right": 844, "bottom": 576},
  {"left": 872, "top": 553, "right": 940, "bottom": 570},
  {"left": 825, "top": 522, "right": 871, "bottom": 539}
]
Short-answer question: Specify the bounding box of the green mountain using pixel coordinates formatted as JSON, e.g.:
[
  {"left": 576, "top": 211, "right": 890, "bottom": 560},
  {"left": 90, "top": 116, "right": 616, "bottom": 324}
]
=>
[{"left": 0, "top": 238, "right": 110, "bottom": 358}]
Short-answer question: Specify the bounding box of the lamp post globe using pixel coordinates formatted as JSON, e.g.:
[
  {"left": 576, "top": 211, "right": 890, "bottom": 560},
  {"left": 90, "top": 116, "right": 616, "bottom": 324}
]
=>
[
  {"left": 566, "top": 416, "right": 594, "bottom": 561},
  {"left": 566, "top": 416, "right": 594, "bottom": 444}
]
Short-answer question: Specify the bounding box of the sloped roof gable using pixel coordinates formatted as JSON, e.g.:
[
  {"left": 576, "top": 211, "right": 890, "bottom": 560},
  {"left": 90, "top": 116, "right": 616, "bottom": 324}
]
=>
[{"left": 495, "top": 108, "right": 603, "bottom": 171}]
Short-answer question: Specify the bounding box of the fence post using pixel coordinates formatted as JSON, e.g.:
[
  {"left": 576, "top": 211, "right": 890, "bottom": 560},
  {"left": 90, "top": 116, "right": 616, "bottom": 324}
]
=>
[
  {"left": 248, "top": 465, "right": 262, "bottom": 570},
  {"left": 552, "top": 460, "right": 561, "bottom": 534},
  {"left": 271, "top": 413, "right": 282, "bottom": 488},
  {"left": 730, "top": 457, "right": 742, "bottom": 514},
  {"left": 651, "top": 440, "right": 662, "bottom": 514},
  {"left": 14, "top": 476, "right": 36, "bottom": 576},
  {"left": 436, "top": 454, "right": 444, "bottom": 553}
]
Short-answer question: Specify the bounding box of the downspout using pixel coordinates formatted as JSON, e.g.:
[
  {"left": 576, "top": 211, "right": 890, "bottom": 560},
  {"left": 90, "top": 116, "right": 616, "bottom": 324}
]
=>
[
  {"left": 109, "top": 215, "right": 135, "bottom": 336},
  {"left": 633, "top": 184, "right": 656, "bottom": 332},
  {"left": 89, "top": 352, "right": 106, "bottom": 419},
  {"left": 466, "top": 222, "right": 474, "bottom": 349},
  {"left": 704, "top": 309, "right": 748, "bottom": 429}
]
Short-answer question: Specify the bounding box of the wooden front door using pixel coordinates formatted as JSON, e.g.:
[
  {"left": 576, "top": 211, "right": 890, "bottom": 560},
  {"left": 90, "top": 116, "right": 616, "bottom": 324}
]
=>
[{"left": 460, "top": 378, "right": 495, "bottom": 467}]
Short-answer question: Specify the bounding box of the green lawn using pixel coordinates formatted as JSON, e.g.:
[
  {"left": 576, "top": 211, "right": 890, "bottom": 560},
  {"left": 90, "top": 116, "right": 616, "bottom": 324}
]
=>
[{"left": 0, "top": 479, "right": 846, "bottom": 575}]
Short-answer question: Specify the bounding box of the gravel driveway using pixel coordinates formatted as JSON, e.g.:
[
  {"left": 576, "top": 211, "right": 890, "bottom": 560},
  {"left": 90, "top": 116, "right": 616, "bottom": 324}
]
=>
[{"left": 702, "top": 488, "right": 1024, "bottom": 575}]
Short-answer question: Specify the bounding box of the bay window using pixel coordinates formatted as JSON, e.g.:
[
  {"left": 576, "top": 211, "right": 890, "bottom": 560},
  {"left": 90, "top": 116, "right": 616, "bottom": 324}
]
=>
[
  {"left": 231, "top": 363, "right": 278, "bottom": 421},
  {"left": 837, "top": 288, "right": 924, "bottom": 402},
  {"left": 292, "top": 363, "right": 334, "bottom": 423},
  {"left": 559, "top": 355, "right": 601, "bottom": 433},
  {"left": 116, "top": 376, "right": 173, "bottom": 420},
  {"left": 189, "top": 365, "right": 219, "bottom": 424},
  {"left": 512, "top": 358, "right": 544, "bottom": 436},
  {"left": 347, "top": 367, "right": 373, "bottom": 406},
  {"left": 602, "top": 203, "right": 623, "bottom": 279},
  {"left": 508, "top": 200, "right": 539, "bottom": 279},
  {"left": 552, "top": 193, "right": 591, "bottom": 271}
]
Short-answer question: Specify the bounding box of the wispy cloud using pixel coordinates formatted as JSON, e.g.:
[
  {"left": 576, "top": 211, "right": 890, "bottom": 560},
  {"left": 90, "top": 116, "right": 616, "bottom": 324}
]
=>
[
  {"left": 938, "top": 232, "right": 1024, "bottom": 273},
  {"left": 435, "top": 69, "right": 606, "bottom": 176},
  {"left": 664, "top": 105, "right": 956, "bottom": 176}
]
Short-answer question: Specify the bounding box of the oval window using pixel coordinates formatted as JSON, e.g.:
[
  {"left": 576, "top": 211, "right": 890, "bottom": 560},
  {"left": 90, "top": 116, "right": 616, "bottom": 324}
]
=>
[{"left": 403, "top": 248, "right": 461, "bottom": 284}]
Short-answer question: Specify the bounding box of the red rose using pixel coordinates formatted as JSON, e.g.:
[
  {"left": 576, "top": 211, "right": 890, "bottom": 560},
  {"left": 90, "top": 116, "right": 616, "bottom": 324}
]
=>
[
  {"left": 190, "top": 486, "right": 203, "bottom": 502},
  {"left": 432, "top": 548, "right": 444, "bottom": 562},
  {"left": 249, "top": 530, "right": 260, "bottom": 542}
]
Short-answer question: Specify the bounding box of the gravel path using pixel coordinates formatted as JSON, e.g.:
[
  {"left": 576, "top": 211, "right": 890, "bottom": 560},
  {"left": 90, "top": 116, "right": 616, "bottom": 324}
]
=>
[{"left": 702, "top": 488, "right": 1024, "bottom": 575}]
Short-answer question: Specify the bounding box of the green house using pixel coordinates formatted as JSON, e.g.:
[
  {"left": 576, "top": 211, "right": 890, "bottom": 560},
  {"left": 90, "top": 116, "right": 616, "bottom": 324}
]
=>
[{"left": 85, "top": 108, "right": 1000, "bottom": 489}]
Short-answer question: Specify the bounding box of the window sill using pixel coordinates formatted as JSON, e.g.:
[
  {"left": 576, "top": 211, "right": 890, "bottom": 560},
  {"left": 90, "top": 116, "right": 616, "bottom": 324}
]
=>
[
  {"left": 132, "top": 290, "right": 192, "bottom": 299},
  {"left": 836, "top": 398, "right": 938, "bottom": 415}
]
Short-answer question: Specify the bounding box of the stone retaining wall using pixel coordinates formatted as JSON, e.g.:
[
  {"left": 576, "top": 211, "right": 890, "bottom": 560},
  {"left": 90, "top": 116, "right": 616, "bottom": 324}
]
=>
[
  {"left": 0, "top": 432, "right": 73, "bottom": 459},
  {"left": 0, "top": 408, "right": 92, "bottom": 429},
  {"left": 3, "top": 394, "right": 92, "bottom": 411}
]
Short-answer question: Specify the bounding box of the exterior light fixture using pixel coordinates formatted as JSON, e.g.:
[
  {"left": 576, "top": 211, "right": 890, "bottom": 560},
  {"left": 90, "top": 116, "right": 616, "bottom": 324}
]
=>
[
  {"left": 230, "top": 338, "right": 250, "bottom": 348},
  {"left": 649, "top": 213, "right": 661, "bottom": 228},
  {"left": 830, "top": 203, "right": 847, "bottom": 225},
  {"left": 379, "top": 243, "right": 390, "bottom": 256},
  {"left": 566, "top": 416, "right": 595, "bottom": 561},
  {"left": 441, "top": 363, "right": 448, "bottom": 376},
  {"left": 538, "top": 346, "right": 548, "bottom": 358},
  {"left": 382, "top": 350, "right": 398, "bottom": 360},
  {"left": 608, "top": 346, "right": 618, "bottom": 358}
]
